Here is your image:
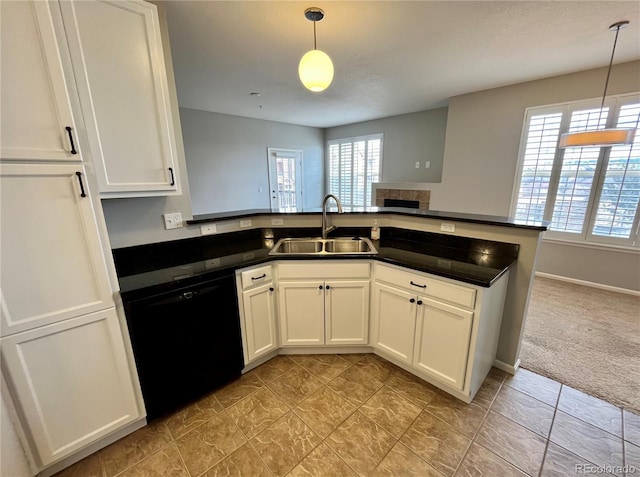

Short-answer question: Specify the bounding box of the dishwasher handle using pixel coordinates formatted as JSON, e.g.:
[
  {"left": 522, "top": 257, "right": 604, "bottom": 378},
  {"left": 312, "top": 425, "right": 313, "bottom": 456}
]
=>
[{"left": 144, "top": 282, "right": 226, "bottom": 307}]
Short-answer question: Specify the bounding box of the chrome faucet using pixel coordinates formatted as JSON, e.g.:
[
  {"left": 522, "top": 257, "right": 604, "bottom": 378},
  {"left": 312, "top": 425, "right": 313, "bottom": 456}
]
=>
[{"left": 321, "top": 194, "right": 344, "bottom": 239}]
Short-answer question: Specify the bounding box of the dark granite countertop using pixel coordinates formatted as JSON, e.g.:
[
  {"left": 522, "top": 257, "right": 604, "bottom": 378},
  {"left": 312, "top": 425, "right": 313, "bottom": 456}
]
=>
[
  {"left": 186, "top": 207, "right": 549, "bottom": 231},
  {"left": 114, "top": 228, "right": 519, "bottom": 298}
]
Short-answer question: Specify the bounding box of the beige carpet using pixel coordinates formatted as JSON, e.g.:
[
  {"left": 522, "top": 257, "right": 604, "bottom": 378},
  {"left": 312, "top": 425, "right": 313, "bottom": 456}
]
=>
[{"left": 519, "top": 276, "right": 640, "bottom": 414}]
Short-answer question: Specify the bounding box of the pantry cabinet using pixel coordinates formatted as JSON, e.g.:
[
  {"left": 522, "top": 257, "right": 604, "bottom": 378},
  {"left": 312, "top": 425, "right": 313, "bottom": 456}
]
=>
[
  {"left": 58, "top": 0, "right": 180, "bottom": 197},
  {"left": 0, "top": 164, "right": 114, "bottom": 336},
  {"left": 0, "top": 309, "right": 140, "bottom": 466},
  {"left": 277, "top": 262, "right": 370, "bottom": 347},
  {"left": 0, "top": 0, "right": 80, "bottom": 161},
  {"left": 236, "top": 265, "right": 278, "bottom": 364}
]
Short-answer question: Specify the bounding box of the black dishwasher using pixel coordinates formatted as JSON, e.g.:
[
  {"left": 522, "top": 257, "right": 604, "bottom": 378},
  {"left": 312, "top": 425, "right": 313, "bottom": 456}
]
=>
[{"left": 123, "top": 272, "right": 243, "bottom": 421}]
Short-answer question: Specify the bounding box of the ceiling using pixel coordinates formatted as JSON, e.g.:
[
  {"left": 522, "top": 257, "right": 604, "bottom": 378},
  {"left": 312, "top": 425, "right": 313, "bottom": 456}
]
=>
[{"left": 163, "top": 1, "right": 640, "bottom": 128}]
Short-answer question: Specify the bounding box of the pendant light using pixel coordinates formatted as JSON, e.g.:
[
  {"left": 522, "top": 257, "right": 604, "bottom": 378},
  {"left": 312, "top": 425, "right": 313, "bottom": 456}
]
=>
[
  {"left": 559, "top": 21, "right": 636, "bottom": 148},
  {"left": 298, "top": 7, "right": 334, "bottom": 92}
]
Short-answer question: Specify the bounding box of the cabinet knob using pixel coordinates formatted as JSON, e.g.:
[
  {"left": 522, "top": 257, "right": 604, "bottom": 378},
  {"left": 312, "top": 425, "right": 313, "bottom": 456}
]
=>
[
  {"left": 409, "top": 298, "right": 415, "bottom": 303},
  {"left": 269, "top": 287, "right": 274, "bottom": 292},
  {"left": 319, "top": 285, "right": 323, "bottom": 290},
  {"left": 417, "top": 300, "right": 423, "bottom": 305},
  {"left": 325, "top": 285, "right": 331, "bottom": 290}
]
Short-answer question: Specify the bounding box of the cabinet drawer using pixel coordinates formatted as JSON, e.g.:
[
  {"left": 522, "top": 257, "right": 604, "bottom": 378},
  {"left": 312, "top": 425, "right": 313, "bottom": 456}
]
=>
[
  {"left": 278, "top": 261, "right": 370, "bottom": 280},
  {"left": 240, "top": 265, "right": 273, "bottom": 289},
  {"left": 375, "top": 263, "right": 476, "bottom": 309}
]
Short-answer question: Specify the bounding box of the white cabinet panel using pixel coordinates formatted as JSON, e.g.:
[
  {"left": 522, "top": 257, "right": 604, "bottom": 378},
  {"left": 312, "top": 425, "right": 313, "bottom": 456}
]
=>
[
  {"left": 0, "top": 164, "right": 114, "bottom": 336},
  {"left": 413, "top": 298, "right": 473, "bottom": 390},
  {"left": 278, "top": 281, "right": 324, "bottom": 346},
  {"left": 371, "top": 282, "right": 416, "bottom": 365},
  {"left": 325, "top": 281, "right": 369, "bottom": 345},
  {"left": 0, "top": 1, "right": 79, "bottom": 161},
  {"left": 59, "top": 0, "right": 179, "bottom": 196},
  {"left": 243, "top": 283, "right": 278, "bottom": 362},
  {"left": 0, "top": 308, "right": 140, "bottom": 467}
]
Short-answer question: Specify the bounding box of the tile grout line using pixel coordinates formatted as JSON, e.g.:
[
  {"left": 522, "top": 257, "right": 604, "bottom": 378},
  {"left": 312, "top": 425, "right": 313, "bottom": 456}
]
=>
[
  {"left": 536, "top": 382, "right": 564, "bottom": 477},
  {"left": 451, "top": 375, "right": 506, "bottom": 476}
]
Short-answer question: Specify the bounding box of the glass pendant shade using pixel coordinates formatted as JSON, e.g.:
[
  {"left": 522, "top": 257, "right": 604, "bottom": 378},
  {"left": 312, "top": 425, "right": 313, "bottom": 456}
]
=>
[
  {"left": 298, "top": 49, "right": 334, "bottom": 92},
  {"left": 559, "top": 128, "right": 637, "bottom": 148}
]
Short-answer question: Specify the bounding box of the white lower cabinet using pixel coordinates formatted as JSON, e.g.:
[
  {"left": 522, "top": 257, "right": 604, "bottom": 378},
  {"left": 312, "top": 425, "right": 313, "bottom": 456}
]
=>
[
  {"left": 371, "top": 282, "right": 416, "bottom": 365},
  {"left": 236, "top": 265, "right": 278, "bottom": 364},
  {"left": 413, "top": 298, "right": 474, "bottom": 390},
  {"left": 277, "top": 262, "right": 370, "bottom": 347},
  {"left": 0, "top": 308, "right": 140, "bottom": 467},
  {"left": 372, "top": 262, "right": 508, "bottom": 399}
]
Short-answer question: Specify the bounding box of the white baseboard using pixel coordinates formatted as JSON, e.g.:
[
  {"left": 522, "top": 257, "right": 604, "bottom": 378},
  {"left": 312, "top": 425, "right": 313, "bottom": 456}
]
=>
[
  {"left": 493, "top": 358, "right": 520, "bottom": 375},
  {"left": 535, "top": 272, "right": 640, "bottom": 297}
]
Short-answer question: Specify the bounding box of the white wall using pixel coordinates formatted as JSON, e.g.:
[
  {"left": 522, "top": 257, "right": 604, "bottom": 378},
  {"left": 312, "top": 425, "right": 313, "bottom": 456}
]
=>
[
  {"left": 428, "top": 60, "right": 640, "bottom": 291},
  {"left": 326, "top": 108, "right": 448, "bottom": 183},
  {"left": 180, "top": 108, "right": 324, "bottom": 215}
]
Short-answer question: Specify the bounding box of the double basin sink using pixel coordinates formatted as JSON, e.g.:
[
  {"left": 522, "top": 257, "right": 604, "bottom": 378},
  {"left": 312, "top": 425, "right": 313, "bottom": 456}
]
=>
[{"left": 269, "top": 237, "right": 378, "bottom": 256}]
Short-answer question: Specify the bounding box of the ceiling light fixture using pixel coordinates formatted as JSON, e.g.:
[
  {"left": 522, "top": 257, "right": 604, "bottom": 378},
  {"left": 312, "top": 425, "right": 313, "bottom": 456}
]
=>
[
  {"left": 559, "top": 20, "right": 636, "bottom": 148},
  {"left": 298, "top": 7, "right": 334, "bottom": 92}
]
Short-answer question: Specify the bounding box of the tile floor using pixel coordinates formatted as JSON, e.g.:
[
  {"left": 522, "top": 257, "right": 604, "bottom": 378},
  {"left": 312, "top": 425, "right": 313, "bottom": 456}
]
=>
[{"left": 55, "top": 353, "right": 640, "bottom": 477}]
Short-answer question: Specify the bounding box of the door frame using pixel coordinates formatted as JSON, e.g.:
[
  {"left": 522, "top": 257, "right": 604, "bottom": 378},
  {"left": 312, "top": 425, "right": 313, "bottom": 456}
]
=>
[{"left": 267, "top": 148, "right": 303, "bottom": 211}]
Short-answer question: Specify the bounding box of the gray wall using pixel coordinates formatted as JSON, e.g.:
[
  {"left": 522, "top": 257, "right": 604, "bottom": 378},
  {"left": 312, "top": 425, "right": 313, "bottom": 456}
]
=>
[
  {"left": 427, "top": 60, "right": 640, "bottom": 291},
  {"left": 325, "top": 108, "right": 448, "bottom": 183},
  {"left": 180, "top": 109, "right": 324, "bottom": 215}
]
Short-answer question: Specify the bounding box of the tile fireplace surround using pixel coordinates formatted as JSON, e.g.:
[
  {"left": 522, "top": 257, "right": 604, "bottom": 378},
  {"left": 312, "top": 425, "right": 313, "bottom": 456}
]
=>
[
  {"left": 53, "top": 353, "right": 640, "bottom": 477},
  {"left": 375, "top": 188, "right": 430, "bottom": 209}
]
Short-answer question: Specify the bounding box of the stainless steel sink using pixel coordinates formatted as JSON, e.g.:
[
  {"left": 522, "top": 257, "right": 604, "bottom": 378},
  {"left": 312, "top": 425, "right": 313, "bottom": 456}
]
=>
[{"left": 269, "top": 237, "right": 378, "bottom": 256}]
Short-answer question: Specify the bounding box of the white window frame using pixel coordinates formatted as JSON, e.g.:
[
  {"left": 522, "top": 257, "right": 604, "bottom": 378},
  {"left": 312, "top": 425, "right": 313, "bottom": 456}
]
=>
[
  {"left": 326, "top": 133, "right": 383, "bottom": 208},
  {"left": 510, "top": 92, "right": 640, "bottom": 248}
]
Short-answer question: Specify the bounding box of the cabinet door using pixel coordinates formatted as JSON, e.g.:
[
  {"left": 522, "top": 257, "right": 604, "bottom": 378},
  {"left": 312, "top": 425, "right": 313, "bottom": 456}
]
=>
[
  {"left": 0, "top": 308, "right": 140, "bottom": 467},
  {"left": 278, "top": 281, "right": 324, "bottom": 346},
  {"left": 59, "top": 0, "right": 179, "bottom": 196},
  {"left": 370, "top": 283, "right": 416, "bottom": 365},
  {"left": 0, "top": 164, "right": 114, "bottom": 336},
  {"left": 242, "top": 283, "right": 278, "bottom": 362},
  {"left": 325, "top": 280, "right": 370, "bottom": 345},
  {"left": 413, "top": 298, "right": 473, "bottom": 390},
  {"left": 0, "top": 1, "right": 79, "bottom": 161}
]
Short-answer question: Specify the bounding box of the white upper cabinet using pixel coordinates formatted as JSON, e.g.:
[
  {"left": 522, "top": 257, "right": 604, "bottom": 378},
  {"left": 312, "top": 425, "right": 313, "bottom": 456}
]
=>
[
  {"left": 0, "top": 164, "right": 114, "bottom": 336},
  {"left": 0, "top": 1, "right": 80, "bottom": 161},
  {"left": 58, "top": 0, "right": 180, "bottom": 197}
]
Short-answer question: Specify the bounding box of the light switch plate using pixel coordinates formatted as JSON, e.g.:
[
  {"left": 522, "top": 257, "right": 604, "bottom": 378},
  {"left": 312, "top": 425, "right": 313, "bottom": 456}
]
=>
[
  {"left": 240, "top": 219, "right": 252, "bottom": 228},
  {"left": 200, "top": 224, "right": 217, "bottom": 235},
  {"left": 271, "top": 218, "right": 284, "bottom": 226},
  {"left": 441, "top": 223, "right": 455, "bottom": 233}
]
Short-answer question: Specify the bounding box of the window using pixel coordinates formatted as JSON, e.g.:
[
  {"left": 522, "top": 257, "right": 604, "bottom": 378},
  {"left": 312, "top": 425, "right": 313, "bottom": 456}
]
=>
[
  {"left": 512, "top": 94, "right": 640, "bottom": 247},
  {"left": 327, "top": 134, "right": 383, "bottom": 207}
]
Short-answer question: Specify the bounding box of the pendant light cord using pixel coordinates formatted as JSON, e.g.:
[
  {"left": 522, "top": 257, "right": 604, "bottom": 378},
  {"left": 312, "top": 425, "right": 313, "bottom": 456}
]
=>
[
  {"left": 601, "top": 24, "right": 622, "bottom": 111},
  {"left": 313, "top": 20, "right": 317, "bottom": 50}
]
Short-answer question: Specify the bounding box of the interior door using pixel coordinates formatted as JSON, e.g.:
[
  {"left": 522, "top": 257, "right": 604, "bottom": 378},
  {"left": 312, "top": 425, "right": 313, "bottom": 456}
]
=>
[{"left": 268, "top": 148, "right": 303, "bottom": 211}]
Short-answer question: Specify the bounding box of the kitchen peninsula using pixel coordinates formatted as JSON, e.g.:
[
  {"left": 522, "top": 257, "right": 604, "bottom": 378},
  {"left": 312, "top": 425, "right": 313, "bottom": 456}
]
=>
[{"left": 117, "top": 207, "right": 547, "bottom": 378}]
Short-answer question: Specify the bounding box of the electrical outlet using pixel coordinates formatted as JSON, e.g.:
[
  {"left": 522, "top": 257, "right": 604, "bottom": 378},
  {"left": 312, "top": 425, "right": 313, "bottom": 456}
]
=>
[
  {"left": 441, "top": 223, "right": 455, "bottom": 233},
  {"left": 415, "top": 161, "right": 420, "bottom": 169},
  {"left": 163, "top": 212, "right": 183, "bottom": 230},
  {"left": 243, "top": 252, "right": 255, "bottom": 261},
  {"left": 240, "top": 219, "right": 252, "bottom": 228},
  {"left": 271, "top": 218, "right": 284, "bottom": 226},
  {"left": 425, "top": 161, "right": 431, "bottom": 168},
  {"left": 200, "top": 224, "right": 217, "bottom": 235},
  {"left": 205, "top": 258, "right": 220, "bottom": 269}
]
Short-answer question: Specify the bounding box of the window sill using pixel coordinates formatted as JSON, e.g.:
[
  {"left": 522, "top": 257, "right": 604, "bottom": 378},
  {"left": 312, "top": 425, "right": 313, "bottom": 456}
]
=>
[{"left": 542, "top": 236, "right": 640, "bottom": 254}]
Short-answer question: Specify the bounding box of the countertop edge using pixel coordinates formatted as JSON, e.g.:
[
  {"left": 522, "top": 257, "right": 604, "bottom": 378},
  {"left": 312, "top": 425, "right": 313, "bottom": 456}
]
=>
[{"left": 186, "top": 208, "right": 549, "bottom": 231}]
